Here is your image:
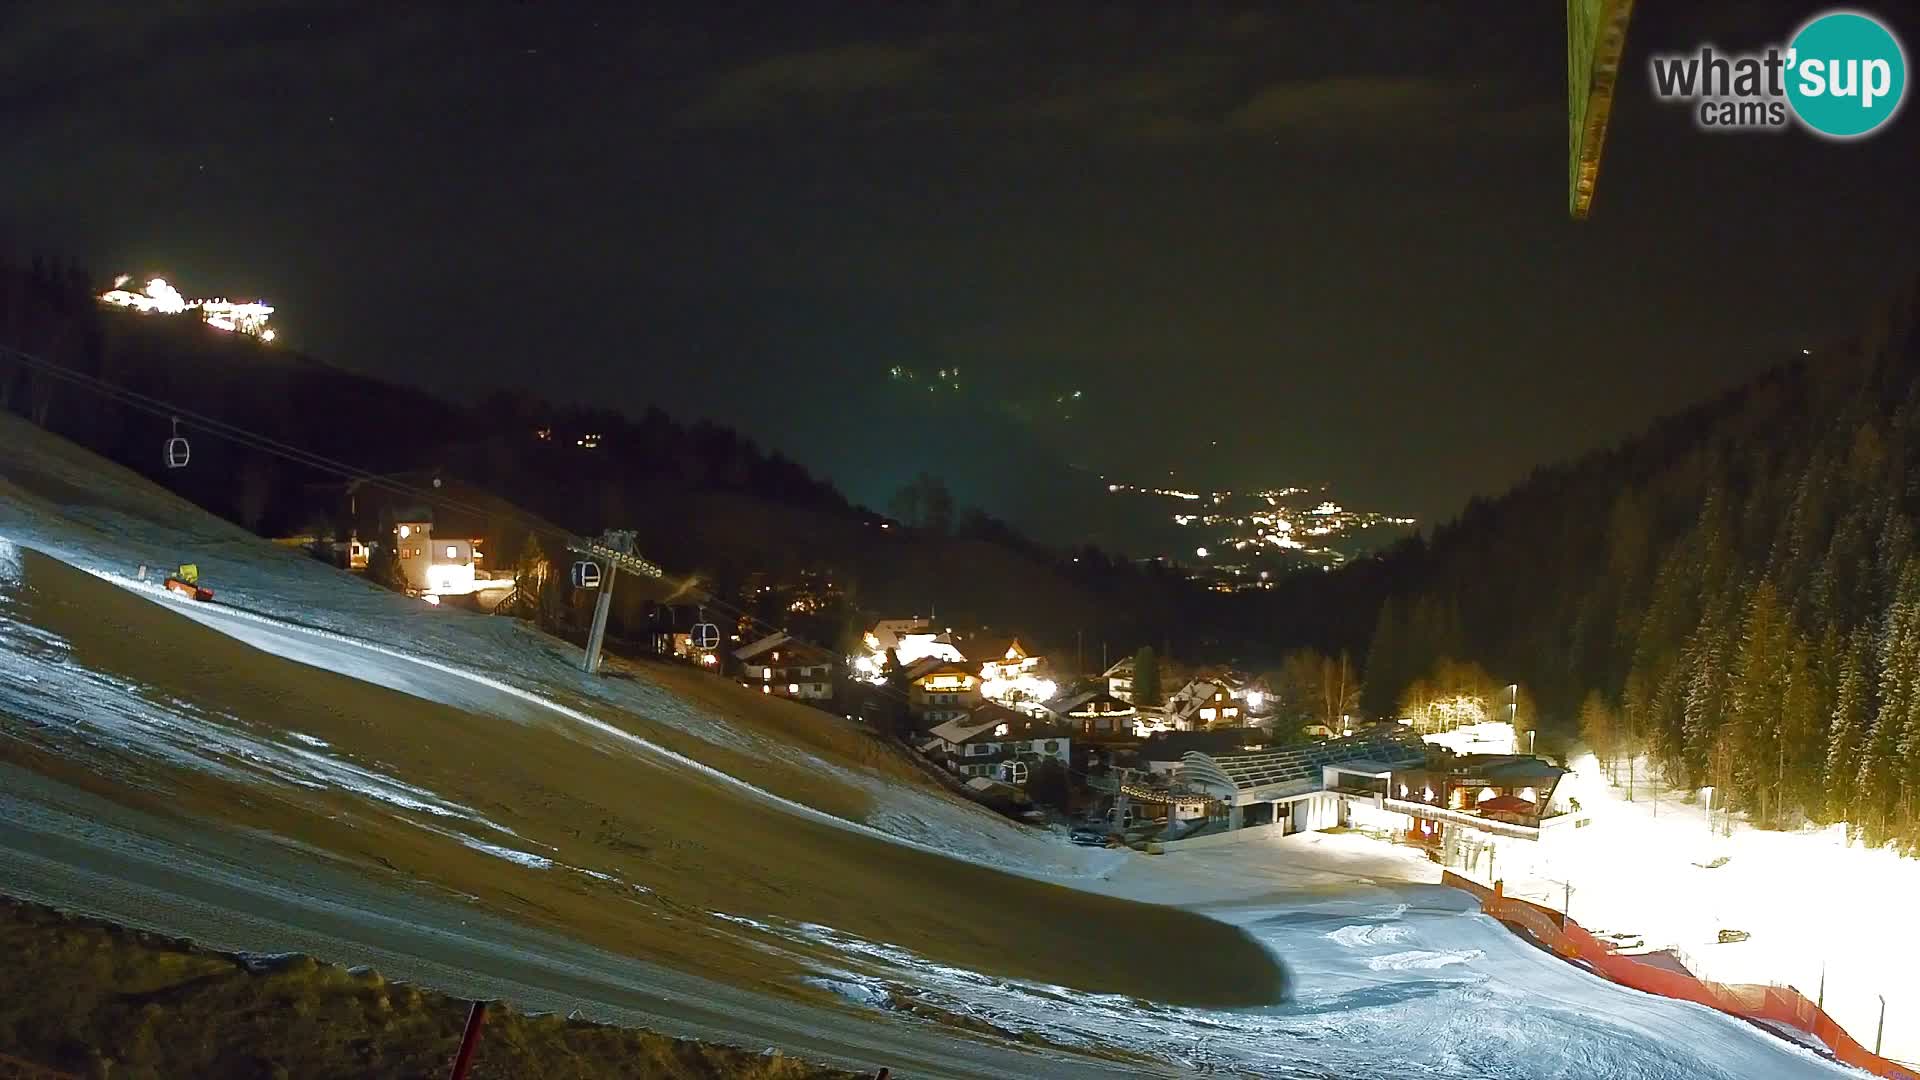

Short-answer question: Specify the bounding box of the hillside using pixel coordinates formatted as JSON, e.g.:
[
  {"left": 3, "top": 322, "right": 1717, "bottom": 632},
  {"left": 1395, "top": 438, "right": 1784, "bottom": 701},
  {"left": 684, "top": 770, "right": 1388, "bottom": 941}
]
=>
[
  {"left": 0, "top": 409, "right": 1299, "bottom": 1075},
  {"left": 0, "top": 257, "right": 1215, "bottom": 664},
  {"left": 1353, "top": 275, "right": 1920, "bottom": 848},
  {"left": 0, "top": 399, "right": 1872, "bottom": 1080}
]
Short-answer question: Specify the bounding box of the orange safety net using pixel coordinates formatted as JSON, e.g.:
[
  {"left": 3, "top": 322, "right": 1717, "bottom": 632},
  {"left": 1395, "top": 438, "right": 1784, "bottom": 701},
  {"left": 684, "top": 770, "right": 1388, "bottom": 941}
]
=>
[{"left": 1444, "top": 872, "right": 1917, "bottom": 1080}]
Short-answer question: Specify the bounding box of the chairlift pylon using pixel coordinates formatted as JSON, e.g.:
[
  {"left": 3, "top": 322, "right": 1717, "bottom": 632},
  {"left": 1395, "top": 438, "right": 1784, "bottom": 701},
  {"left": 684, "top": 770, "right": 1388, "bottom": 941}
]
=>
[
  {"left": 571, "top": 560, "right": 602, "bottom": 589},
  {"left": 164, "top": 417, "right": 190, "bottom": 469}
]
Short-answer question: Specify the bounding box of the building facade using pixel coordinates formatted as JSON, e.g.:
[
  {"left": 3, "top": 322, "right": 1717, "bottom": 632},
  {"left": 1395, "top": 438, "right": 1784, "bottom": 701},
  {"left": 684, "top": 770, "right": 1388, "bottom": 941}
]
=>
[
  {"left": 906, "top": 659, "right": 982, "bottom": 727},
  {"left": 735, "top": 632, "right": 836, "bottom": 701},
  {"left": 922, "top": 704, "right": 1072, "bottom": 780}
]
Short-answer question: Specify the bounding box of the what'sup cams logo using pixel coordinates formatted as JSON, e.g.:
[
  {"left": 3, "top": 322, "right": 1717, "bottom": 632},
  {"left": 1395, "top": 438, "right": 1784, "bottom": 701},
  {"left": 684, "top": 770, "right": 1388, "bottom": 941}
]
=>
[{"left": 1650, "top": 9, "right": 1906, "bottom": 137}]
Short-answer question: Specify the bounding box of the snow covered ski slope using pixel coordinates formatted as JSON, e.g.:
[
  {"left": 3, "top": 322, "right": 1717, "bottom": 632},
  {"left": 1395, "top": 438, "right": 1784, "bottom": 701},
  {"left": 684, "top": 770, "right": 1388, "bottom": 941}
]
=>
[{"left": 0, "top": 414, "right": 1869, "bottom": 1078}]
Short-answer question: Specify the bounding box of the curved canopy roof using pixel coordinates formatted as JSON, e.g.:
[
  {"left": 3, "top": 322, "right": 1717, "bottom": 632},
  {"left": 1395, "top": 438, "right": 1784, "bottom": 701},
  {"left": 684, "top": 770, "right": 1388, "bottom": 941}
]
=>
[{"left": 1181, "top": 730, "right": 1427, "bottom": 803}]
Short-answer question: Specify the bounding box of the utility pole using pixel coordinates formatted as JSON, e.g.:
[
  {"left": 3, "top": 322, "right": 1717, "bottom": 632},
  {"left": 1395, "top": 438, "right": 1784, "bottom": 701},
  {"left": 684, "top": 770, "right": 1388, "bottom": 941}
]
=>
[{"left": 1876, "top": 994, "right": 1886, "bottom": 1056}]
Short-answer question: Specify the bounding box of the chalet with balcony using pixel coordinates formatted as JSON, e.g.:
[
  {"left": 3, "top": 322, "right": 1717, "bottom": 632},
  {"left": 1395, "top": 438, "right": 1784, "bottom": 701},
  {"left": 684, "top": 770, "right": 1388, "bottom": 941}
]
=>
[
  {"left": 1052, "top": 688, "right": 1139, "bottom": 742},
  {"left": 905, "top": 658, "right": 981, "bottom": 728},
  {"left": 735, "top": 632, "right": 837, "bottom": 701},
  {"left": 920, "top": 703, "right": 1072, "bottom": 782},
  {"left": 1166, "top": 679, "right": 1242, "bottom": 729}
]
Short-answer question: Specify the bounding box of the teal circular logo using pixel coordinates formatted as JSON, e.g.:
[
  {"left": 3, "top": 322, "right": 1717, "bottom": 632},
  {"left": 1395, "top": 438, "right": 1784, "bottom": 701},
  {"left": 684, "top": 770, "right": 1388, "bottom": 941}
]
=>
[{"left": 1786, "top": 11, "right": 1907, "bottom": 138}]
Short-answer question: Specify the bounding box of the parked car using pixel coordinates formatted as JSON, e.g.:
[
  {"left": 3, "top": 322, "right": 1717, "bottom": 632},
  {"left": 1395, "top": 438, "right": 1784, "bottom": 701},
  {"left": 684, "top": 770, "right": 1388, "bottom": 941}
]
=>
[{"left": 1069, "top": 823, "right": 1108, "bottom": 846}]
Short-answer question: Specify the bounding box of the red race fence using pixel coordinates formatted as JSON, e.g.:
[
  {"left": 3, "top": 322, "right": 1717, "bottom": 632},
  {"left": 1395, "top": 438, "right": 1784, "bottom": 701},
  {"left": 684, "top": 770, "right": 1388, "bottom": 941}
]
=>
[{"left": 1445, "top": 872, "right": 1917, "bottom": 1080}]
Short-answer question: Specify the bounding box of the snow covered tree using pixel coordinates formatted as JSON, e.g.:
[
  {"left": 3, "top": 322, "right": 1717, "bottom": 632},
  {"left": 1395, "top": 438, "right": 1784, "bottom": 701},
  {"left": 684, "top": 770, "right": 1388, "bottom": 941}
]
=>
[
  {"left": 1825, "top": 627, "right": 1872, "bottom": 827},
  {"left": 1728, "top": 584, "right": 1790, "bottom": 825},
  {"left": 1578, "top": 691, "right": 1619, "bottom": 782}
]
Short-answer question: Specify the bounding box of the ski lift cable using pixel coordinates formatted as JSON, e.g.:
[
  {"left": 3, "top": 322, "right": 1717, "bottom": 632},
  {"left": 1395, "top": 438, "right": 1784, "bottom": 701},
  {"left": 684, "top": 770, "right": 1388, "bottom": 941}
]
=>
[
  {"left": 0, "top": 345, "right": 560, "bottom": 533},
  {"left": 4, "top": 351, "right": 459, "bottom": 503},
  {"left": 2, "top": 344, "right": 1099, "bottom": 767},
  {"left": 3, "top": 348, "right": 639, "bottom": 575},
  {"left": 2, "top": 347, "right": 629, "bottom": 574},
  {"left": 6, "top": 347, "right": 1110, "bottom": 794},
  {"left": 17, "top": 352, "right": 677, "bottom": 609},
  {"left": 2, "top": 346, "right": 512, "bottom": 521},
  {"left": 0, "top": 344, "right": 664, "bottom": 582}
]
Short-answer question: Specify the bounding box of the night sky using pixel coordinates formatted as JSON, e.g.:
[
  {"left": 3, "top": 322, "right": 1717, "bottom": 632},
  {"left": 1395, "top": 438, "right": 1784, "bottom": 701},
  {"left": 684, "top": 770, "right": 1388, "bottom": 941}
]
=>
[{"left": 6, "top": 3, "right": 1917, "bottom": 547}]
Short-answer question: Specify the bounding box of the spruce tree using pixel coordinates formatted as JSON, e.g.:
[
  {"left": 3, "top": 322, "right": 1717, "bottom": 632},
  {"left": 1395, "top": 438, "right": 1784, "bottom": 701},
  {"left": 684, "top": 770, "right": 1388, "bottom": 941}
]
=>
[{"left": 1132, "top": 646, "right": 1161, "bottom": 707}]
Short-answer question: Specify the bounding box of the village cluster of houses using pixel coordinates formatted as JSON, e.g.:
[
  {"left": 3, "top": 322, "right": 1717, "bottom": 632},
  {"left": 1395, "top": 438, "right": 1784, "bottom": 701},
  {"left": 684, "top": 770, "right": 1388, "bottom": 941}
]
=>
[
  {"left": 720, "top": 616, "right": 1583, "bottom": 860},
  {"left": 297, "top": 502, "right": 1579, "bottom": 863},
  {"left": 718, "top": 617, "right": 1285, "bottom": 781}
]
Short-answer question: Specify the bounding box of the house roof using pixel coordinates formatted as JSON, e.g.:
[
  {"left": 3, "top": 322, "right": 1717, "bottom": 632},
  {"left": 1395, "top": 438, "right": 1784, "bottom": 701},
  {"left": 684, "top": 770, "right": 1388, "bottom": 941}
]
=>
[
  {"left": 1190, "top": 667, "right": 1252, "bottom": 691},
  {"left": 734, "top": 632, "right": 833, "bottom": 665},
  {"left": 865, "top": 618, "right": 932, "bottom": 649},
  {"left": 927, "top": 703, "right": 1070, "bottom": 747},
  {"left": 1451, "top": 755, "right": 1568, "bottom": 785},
  {"left": 905, "top": 658, "right": 977, "bottom": 684},
  {"left": 1477, "top": 794, "right": 1538, "bottom": 813},
  {"left": 1140, "top": 728, "right": 1263, "bottom": 763},
  {"left": 1051, "top": 689, "right": 1135, "bottom": 716},
  {"left": 1102, "top": 657, "right": 1135, "bottom": 678},
  {"left": 734, "top": 632, "right": 789, "bottom": 662},
  {"left": 1167, "top": 681, "right": 1237, "bottom": 722},
  {"left": 964, "top": 636, "right": 1033, "bottom": 665},
  {"left": 1179, "top": 730, "right": 1429, "bottom": 800}
]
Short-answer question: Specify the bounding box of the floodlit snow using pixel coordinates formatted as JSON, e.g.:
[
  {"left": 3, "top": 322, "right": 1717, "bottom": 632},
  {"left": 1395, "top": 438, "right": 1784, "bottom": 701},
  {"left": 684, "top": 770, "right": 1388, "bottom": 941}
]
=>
[
  {"left": 1493, "top": 751, "right": 1920, "bottom": 1063},
  {"left": 455, "top": 838, "right": 554, "bottom": 871},
  {"left": 1326, "top": 923, "right": 1414, "bottom": 948},
  {"left": 692, "top": 833, "right": 1857, "bottom": 1078},
  {"left": 1422, "top": 719, "right": 1519, "bottom": 755},
  {"left": 1364, "top": 948, "right": 1485, "bottom": 971}
]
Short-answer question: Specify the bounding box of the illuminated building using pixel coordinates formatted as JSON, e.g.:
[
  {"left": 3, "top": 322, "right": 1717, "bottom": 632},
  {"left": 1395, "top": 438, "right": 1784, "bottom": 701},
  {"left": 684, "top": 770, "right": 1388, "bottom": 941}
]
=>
[
  {"left": 98, "top": 276, "right": 277, "bottom": 341},
  {"left": 735, "top": 632, "right": 836, "bottom": 701},
  {"left": 904, "top": 658, "right": 981, "bottom": 728}
]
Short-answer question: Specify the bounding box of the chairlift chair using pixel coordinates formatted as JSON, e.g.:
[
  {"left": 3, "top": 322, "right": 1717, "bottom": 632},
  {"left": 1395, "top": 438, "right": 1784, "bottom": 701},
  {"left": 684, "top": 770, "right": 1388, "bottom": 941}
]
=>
[
  {"left": 164, "top": 418, "right": 190, "bottom": 469},
  {"left": 571, "top": 560, "right": 602, "bottom": 589}
]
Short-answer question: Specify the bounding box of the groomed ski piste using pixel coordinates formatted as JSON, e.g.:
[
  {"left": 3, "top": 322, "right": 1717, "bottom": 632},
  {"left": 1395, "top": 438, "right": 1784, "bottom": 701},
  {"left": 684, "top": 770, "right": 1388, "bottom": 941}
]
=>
[{"left": 0, "top": 413, "right": 1867, "bottom": 1079}]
